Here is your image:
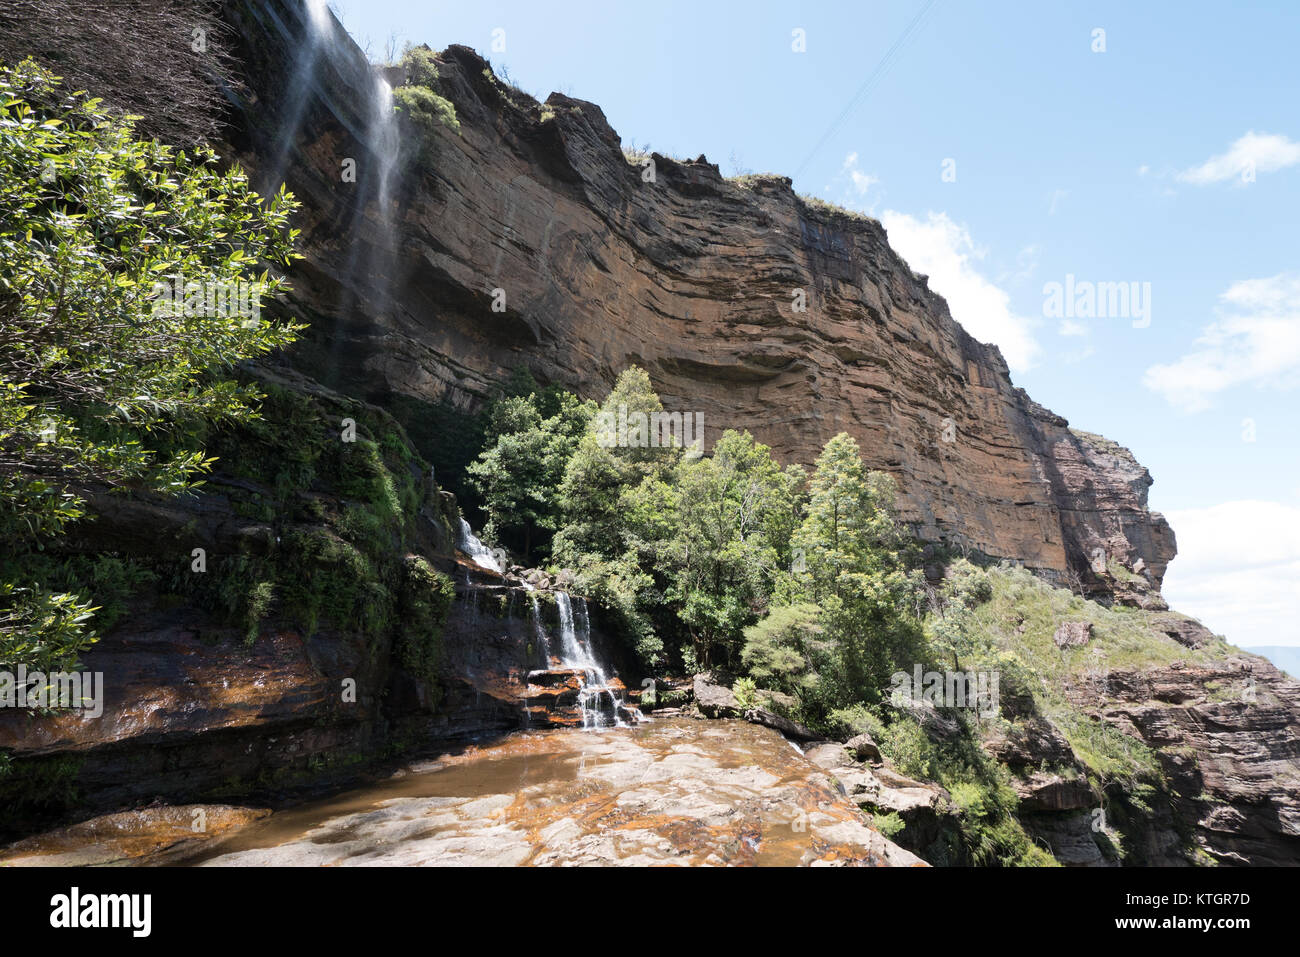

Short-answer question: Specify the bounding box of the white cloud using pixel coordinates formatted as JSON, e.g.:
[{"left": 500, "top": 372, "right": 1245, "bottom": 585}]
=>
[
  {"left": 1058, "top": 318, "right": 1089, "bottom": 337},
  {"left": 1177, "top": 131, "right": 1300, "bottom": 185},
  {"left": 1143, "top": 273, "right": 1300, "bottom": 411},
  {"left": 840, "top": 152, "right": 879, "bottom": 197},
  {"left": 1162, "top": 500, "right": 1300, "bottom": 648},
  {"left": 1048, "top": 189, "right": 1069, "bottom": 215},
  {"left": 881, "top": 210, "right": 1040, "bottom": 371},
  {"left": 1137, "top": 164, "right": 1150, "bottom": 177}
]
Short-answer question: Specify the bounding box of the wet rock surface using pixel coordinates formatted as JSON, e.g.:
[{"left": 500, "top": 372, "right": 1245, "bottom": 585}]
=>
[
  {"left": 0, "top": 805, "right": 270, "bottom": 867},
  {"left": 150, "top": 719, "right": 923, "bottom": 867}
]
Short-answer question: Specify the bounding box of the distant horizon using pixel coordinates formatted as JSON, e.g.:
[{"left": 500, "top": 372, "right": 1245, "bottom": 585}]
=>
[{"left": 1245, "top": 645, "right": 1300, "bottom": 678}]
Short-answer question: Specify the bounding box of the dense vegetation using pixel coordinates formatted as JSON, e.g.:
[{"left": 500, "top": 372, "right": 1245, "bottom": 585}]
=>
[
  {"left": 468, "top": 367, "right": 1071, "bottom": 864},
  {"left": 471, "top": 367, "right": 923, "bottom": 712},
  {"left": 0, "top": 60, "right": 301, "bottom": 675}
]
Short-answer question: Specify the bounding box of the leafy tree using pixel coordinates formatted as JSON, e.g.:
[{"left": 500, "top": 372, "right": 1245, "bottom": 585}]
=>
[
  {"left": 552, "top": 367, "right": 683, "bottom": 666},
  {"left": 740, "top": 601, "right": 824, "bottom": 702},
  {"left": 552, "top": 366, "right": 680, "bottom": 565},
  {"left": 793, "top": 433, "right": 908, "bottom": 602},
  {"left": 0, "top": 61, "right": 301, "bottom": 672},
  {"left": 745, "top": 433, "right": 926, "bottom": 724},
  {"left": 467, "top": 388, "right": 594, "bottom": 562},
  {"left": 661, "top": 430, "right": 801, "bottom": 668}
]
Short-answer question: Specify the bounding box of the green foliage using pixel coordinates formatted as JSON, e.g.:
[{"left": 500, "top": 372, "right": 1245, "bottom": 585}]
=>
[
  {"left": 872, "top": 811, "right": 906, "bottom": 840},
  {"left": 393, "top": 46, "right": 459, "bottom": 150},
  {"left": 468, "top": 387, "right": 595, "bottom": 563},
  {"left": 0, "top": 754, "right": 82, "bottom": 823},
  {"left": 552, "top": 367, "right": 684, "bottom": 666},
  {"left": 660, "top": 430, "right": 803, "bottom": 667},
  {"left": 546, "top": 369, "right": 813, "bottom": 671},
  {"left": 396, "top": 555, "right": 455, "bottom": 693},
  {"left": 0, "top": 60, "right": 300, "bottom": 674},
  {"left": 828, "top": 702, "right": 887, "bottom": 741},
  {"left": 731, "top": 676, "right": 757, "bottom": 709},
  {"left": 394, "top": 85, "right": 460, "bottom": 134},
  {"left": 740, "top": 602, "right": 824, "bottom": 703},
  {"left": 0, "top": 583, "right": 97, "bottom": 672},
  {"left": 739, "top": 434, "right": 926, "bottom": 725},
  {"left": 877, "top": 713, "right": 1052, "bottom": 866}
]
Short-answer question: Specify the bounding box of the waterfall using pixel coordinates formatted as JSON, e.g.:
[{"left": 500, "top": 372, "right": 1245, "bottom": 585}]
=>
[
  {"left": 457, "top": 518, "right": 504, "bottom": 573},
  {"left": 260, "top": 0, "right": 332, "bottom": 198},
  {"left": 263, "top": 0, "right": 406, "bottom": 385},
  {"left": 370, "top": 77, "right": 399, "bottom": 229},
  {"left": 552, "top": 593, "right": 642, "bottom": 729},
  {"left": 326, "top": 62, "right": 405, "bottom": 380},
  {"left": 529, "top": 593, "right": 552, "bottom": 665}
]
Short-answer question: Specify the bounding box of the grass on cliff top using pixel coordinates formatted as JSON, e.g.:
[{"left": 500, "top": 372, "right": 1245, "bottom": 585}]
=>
[
  {"left": 964, "top": 562, "right": 1227, "bottom": 682},
  {"left": 796, "top": 193, "right": 880, "bottom": 226},
  {"left": 936, "top": 561, "right": 1231, "bottom": 800}
]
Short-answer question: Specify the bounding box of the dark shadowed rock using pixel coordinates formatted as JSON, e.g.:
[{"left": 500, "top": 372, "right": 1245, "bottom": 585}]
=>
[
  {"left": 744, "top": 708, "right": 821, "bottom": 742},
  {"left": 845, "top": 733, "right": 882, "bottom": 763}
]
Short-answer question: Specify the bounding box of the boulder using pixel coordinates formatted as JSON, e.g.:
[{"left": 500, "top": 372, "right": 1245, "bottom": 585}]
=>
[
  {"left": 1054, "top": 620, "right": 1093, "bottom": 649},
  {"left": 844, "top": 733, "right": 882, "bottom": 763},
  {"left": 804, "top": 743, "right": 852, "bottom": 769},
  {"left": 743, "top": 708, "right": 820, "bottom": 742},
  {"left": 1151, "top": 614, "right": 1216, "bottom": 650},
  {"left": 692, "top": 673, "right": 741, "bottom": 718}
]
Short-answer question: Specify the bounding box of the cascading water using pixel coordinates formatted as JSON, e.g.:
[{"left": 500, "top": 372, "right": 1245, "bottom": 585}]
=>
[
  {"left": 261, "top": 0, "right": 333, "bottom": 197},
  {"left": 457, "top": 518, "right": 504, "bottom": 573},
  {"left": 370, "top": 77, "right": 399, "bottom": 228},
  {"left": 325, "top": 59, "right": 405, "bottom": 379},
  {"left": 528, "top": 593, "right": 552, "bottom": 665},
  {"left": 550, "top": 593, "right": 642, "bottom": 729}
]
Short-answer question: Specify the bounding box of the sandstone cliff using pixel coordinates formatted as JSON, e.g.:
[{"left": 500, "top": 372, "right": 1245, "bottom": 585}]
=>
[
  {"left": 3, "top": 0, "right": 1295, "bottom": 867},
  {"left": 215, "top": 1, "right": 1175, "bottom": 593}
]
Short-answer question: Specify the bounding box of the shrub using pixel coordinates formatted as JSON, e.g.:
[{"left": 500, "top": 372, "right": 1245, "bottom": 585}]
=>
[{"left": 731, "top": 677, "right": 758, "bottom": 709}]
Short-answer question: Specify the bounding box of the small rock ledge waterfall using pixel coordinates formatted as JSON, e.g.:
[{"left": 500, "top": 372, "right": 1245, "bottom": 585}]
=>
[
  {"left": 523, "top": 593, "right": 642, "bottom": 729},
  {"left": 455, "top": 520, "right": 641, "bottom": 729},
  {"left": 457, "top": 518, "right": 504, "bottom": 573}
]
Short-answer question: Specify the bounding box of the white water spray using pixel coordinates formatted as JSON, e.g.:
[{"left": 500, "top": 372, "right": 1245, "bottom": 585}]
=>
[
  {"left": 457, "top": 518, "right": 504, "bottom": 573},
  {"left": 554, "top": 593, "right": 642, "bottom": 729}
]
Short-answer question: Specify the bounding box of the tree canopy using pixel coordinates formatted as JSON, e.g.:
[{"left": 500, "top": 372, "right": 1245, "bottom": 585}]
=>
[{"left": 0, "top": 61, "right": 301, "bottom": 672}]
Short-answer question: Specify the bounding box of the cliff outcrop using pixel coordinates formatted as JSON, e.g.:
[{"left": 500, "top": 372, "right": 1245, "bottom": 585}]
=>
[{"left": 213, "top": 0, "right": 1175, "bottom": 591}]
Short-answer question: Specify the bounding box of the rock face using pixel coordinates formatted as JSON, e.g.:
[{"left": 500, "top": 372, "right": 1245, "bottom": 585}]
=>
[
  {"left": 1054, "top": 621, "right": 1094, "bottom": 649},
  {"left": 693, "top": 673, "right": 742, "bottom": 718},
  {"left": 979, "top": 653, "right": 1300, "bottom": 866},
  {"left": 215, "top": 0, "right": 1175, "bottom": 589},
  {"left": 1074, "top": 655, "right": 1300, "bottom": 866}
]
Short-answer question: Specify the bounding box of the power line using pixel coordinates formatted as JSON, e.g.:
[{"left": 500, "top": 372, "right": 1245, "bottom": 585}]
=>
[{"left": 793, "top": 0, "right": 943, "bottom": 181}]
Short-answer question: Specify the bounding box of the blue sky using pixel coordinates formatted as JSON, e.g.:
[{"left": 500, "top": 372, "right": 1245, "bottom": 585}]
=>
[{"left": 326, "top": 0, "right": 1299, "bottom": 649}]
